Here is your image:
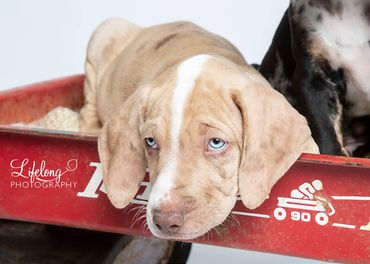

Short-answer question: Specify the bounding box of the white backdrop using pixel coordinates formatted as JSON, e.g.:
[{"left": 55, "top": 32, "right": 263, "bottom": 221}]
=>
[
  {"left": 0, "top": 0, "right": 291, "bottom": 89},
  {"left": 0, "top": 1, "right": 329, "bottom": 263}
]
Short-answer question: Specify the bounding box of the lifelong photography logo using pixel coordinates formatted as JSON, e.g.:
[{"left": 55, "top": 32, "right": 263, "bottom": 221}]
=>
[{"left": 9, "top": 158, "right": 78, "bottom": 189}]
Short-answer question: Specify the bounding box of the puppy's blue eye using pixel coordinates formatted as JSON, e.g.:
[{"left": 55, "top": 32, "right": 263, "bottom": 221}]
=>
[
  {"left": 145, "top": 137, "right": 158, "bottom": 149},
  {"left": 208, "top": 138, "right": 227, "bottom": 151}
]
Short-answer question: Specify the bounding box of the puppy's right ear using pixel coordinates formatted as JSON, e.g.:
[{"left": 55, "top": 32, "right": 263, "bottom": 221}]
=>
[{"left": 98, "top": 92, "right": 147, "bottom": 209}]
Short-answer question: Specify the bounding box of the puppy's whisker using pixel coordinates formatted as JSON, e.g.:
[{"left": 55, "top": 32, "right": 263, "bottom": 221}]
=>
[
  {"left": 139, "top": 219, "right": 148, "bottom": 232},
  {"left": 123, "top": 203, "right": 136, "bottom": 214},
  {"left": 140, "top": 218, "right": 148, "bottom": 231},
  {"left": 232, "top": 214, "right": 240, "bottom": 226},
  {"left": 130, "top": 213, "right": 147, "bottom": 228},
  {"left": 130, "top": 204, "right": 146, "bottom": 215},
  {"left": 130, "top": 206, "right": 147, "bottom": 228},
  {"left": 210, "top": 228, "right": 214, "bottom": 239},
  {"left": 132, "top": 210, "right": 146, "bottom": 223},
  {"left": 128, "top": 205, "right": 140, "bottom": 214},
  {"left": 226, "top": 213, "right": 240, "bottom": 226},
  {"left": 132, "top": 209, "right": 145, "bottom": 220},
  {"left": 206, "top": 231, "right": 210, "bottom": 240},
  {"left": 132, "top": 205, "right": 147, "bottom": 220},
  {"left": 138, "top": 219, "right": 146, "bottom": 232}
]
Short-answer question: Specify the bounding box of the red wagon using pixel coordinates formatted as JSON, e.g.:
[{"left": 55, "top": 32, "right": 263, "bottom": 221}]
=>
[{"left": 0, "top": 75, "right": 369, "bottom": 263}]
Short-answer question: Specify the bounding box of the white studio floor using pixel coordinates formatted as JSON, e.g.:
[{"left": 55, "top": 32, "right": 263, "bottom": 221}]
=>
[{"left": 188, "top": 244, "right": 331, "bottom": 264}]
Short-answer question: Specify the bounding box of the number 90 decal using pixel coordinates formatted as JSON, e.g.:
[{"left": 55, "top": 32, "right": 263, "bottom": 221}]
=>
[{"left": 274, "top": 207, "right": 330, "bottom": 226}]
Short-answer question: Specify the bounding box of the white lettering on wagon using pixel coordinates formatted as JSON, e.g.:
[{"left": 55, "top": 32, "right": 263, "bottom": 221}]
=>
[
  {"left": 77, "top": 162, "right": 151, "bottom": 205},
  {"left": 9, "top": 158, "right": 78, "bottom": 189},
  {"left": 273, "top": 180, "right": 335, "bottom": 226},
  {"left": 80, "top": 164, "right": 369, "bottom": 231},
  {"left": 273, "top": 180, "right": 370, "bottom": 231}
]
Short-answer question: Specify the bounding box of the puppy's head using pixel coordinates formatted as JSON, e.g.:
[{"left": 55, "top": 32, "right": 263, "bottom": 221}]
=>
[{"left": 99, "top": 55, "right": 316, "bottom": 240}]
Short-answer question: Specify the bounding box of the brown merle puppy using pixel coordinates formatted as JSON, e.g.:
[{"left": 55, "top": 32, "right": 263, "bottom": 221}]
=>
[{"left": 259, "top": 0, "right": 370, "bottom": 156}]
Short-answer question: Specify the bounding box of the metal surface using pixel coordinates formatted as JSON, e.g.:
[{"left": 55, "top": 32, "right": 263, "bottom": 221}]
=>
[
  {"left": 0, "top": 75, "right": 84, "bottom": 125},
  {"left": 0, "top": 76, "right": 369, "bottom": 263}
]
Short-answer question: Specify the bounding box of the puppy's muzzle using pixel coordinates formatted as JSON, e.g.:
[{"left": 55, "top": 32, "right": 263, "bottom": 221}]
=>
[
  {"left": 153, "top": 210, "right": 184, "bottom": 235},
  {"left": 152, "top": 199, "right": 185, "bottom": 236}
]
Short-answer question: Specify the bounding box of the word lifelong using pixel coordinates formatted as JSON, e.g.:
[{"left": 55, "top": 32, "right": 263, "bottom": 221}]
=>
[{"left": 9, "top": 158, "right": 78, "bottom": 189}]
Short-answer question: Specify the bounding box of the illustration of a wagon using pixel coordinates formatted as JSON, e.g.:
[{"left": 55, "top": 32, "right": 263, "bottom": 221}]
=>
[{"left": 273, "top": 180, "right": 335, "bottom": 225}]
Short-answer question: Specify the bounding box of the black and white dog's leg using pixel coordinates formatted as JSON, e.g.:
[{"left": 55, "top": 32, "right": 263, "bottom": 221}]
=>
[
  {"left": 290, "top": 15, "right": 347, "bottom": 155},
  {"left": 292, "top": 65, "right": 346, "bottom": 155},
  {"left": 350, "top": 116, "right": 370, "bottom": 158}
]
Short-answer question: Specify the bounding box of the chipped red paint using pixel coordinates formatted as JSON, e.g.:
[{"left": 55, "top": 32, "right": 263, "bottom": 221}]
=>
[{"left": 0, "top": 76, "right": 369, "bottom": 263}]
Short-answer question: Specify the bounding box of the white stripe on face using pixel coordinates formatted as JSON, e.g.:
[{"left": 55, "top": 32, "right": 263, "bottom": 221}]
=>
[{"left": 148, "top": 54, "right": 211, "bottom": 207}]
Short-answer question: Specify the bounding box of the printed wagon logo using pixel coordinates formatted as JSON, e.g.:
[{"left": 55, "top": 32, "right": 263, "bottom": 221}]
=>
[
  {"left": 78, "top": 163, "right": 370, "bottom": 232},
  {"left": 9, "top": 158, "right": 78, "bottom": 189}
]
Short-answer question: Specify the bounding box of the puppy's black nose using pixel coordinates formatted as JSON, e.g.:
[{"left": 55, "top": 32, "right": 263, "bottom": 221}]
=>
[{"left": 153, "top": 208, "right": 185, "bottom": 234}]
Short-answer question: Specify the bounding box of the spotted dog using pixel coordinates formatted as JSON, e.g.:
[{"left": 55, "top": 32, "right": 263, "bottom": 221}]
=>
[
  {"left": 79, "top": 18, "right": 318, "bottom": 240},
  {"left": 259, "top": 0, "right": 370, "bottom": 156}
]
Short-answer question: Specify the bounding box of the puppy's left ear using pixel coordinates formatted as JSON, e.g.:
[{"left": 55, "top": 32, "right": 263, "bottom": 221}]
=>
[
  {"left": 232, "top": 71, "right": 317, "bottom": 209},
  {"left": 98, "top": 90, "right": 147, "bottom": 209}
]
